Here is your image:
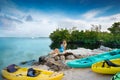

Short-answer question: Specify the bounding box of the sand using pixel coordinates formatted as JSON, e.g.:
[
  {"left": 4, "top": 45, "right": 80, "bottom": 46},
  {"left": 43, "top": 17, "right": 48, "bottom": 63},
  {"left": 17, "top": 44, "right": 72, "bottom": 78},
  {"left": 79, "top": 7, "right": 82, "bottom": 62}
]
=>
[
  {"left": 32, "top": 64, "right": 113, "bottom": 80},
  {"left": 62, "top": 68, "right": 113, "bottom": 80}
]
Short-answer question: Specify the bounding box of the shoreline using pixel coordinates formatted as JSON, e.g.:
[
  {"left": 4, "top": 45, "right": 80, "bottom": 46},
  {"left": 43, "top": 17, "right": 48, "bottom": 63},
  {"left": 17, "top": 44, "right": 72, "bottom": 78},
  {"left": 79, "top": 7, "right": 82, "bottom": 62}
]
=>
[
  {"left": 32, "top": 46, "right": 113, "bottom": 80},
  {"left": 2, "top": 46, "right": 113, "bottom": 80},
  {"left": 32, "top": 64, "right": 113, "bottom": 80}
]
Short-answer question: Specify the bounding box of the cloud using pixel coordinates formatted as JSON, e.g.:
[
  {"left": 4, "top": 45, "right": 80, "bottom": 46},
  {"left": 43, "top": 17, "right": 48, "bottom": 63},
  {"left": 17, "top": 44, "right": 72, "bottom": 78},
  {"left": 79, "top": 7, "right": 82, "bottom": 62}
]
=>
[
  {"left": 56, "top": 11, "right": 120, "bottom": 32},
  {"left": 81, "top": 6, "right": 112, "bottom": 19},
  {"left": 26, "top": 15, "right": 33, "bottom": 22},
  {"left": 1, "top": 15, "right": 23, "bottom": 23},
  {"left": 82, "top": 10, "right": 101, "bottom": 19},
  {"left": 0, "top": 0, "right": 25, "bottom": 19},
  {"left": 0, "top": 14, "right": 23, "bottom": 30},
  {"left": 1, "top": 21, "right": 57, "bottom": 37},
  {"left": 0, "top": 0, "right": 120, "bottom": 37},
  {"left": 0, "top": 11, "right": 58, "bottom": 37},
  {"left": 1, "top": 9, "right": 120, "bottom": 37}
]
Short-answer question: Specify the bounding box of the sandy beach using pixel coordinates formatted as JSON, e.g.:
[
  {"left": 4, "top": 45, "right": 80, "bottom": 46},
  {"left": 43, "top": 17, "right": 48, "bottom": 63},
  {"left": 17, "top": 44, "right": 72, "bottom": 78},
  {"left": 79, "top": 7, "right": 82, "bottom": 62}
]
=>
[
  {"left": 32, "top": 64, "right": 113, "bottom": 80},
  {"left": 62, "top": 68, "right": 113, "bottom": 80}
]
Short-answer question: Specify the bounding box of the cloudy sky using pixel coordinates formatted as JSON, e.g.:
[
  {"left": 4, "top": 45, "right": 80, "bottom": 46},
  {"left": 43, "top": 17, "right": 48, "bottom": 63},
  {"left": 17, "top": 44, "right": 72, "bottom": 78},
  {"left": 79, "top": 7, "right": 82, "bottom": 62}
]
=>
[{"left": 0, "top": 0, "right": 120, "bottom": 37}]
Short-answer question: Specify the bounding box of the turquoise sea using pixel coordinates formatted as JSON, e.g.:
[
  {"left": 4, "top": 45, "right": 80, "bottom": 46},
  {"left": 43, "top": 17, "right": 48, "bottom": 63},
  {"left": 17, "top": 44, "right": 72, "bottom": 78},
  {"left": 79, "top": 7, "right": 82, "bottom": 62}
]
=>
[{"left": 0, "top": 37, "right": 51, "bottom": 78}]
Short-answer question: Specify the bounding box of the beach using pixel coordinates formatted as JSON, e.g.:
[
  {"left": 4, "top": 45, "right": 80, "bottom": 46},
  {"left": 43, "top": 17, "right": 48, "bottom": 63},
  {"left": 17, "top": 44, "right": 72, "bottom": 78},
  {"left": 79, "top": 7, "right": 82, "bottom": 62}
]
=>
[
  {"left": 1, "top": 46, "right": 114, "bottom": 80},
  {"left": 32, "top": 64, "right": 113, "bottom": 80},
  {"left": 1, "top": 0, "right": 120, "bottom": 79},
  {"left": 62, "top": 47, "right": 113, "bottom": 80},
  {"left": 62, "top": 68, "right": 112, "bottom": 80},
  {"left": 32, "top": 47, "right": 113, "bottom": 80}
]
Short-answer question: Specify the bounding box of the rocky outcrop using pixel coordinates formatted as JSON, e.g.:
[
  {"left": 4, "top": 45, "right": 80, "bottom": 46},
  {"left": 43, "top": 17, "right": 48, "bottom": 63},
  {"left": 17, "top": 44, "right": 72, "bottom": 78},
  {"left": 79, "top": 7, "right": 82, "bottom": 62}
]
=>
[
  {"left": 38, "top": 52, "right": 81, "bottom": 71},
  {"left": 37, "top": 46, "right": 112, "bottom": 71}
]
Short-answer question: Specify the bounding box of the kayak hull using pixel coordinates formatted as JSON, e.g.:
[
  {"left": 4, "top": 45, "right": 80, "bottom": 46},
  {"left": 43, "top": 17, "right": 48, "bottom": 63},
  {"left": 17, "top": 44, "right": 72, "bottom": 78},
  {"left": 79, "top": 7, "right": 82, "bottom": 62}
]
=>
[
  {"left": 2, "top": 67, "right": 64, "bottom": 80},
  {"left": 67, "top": 49, "right": 120, "bottom": 68},
  {"left": 92, "top": 58, "right": 120, "bottom": 74}
]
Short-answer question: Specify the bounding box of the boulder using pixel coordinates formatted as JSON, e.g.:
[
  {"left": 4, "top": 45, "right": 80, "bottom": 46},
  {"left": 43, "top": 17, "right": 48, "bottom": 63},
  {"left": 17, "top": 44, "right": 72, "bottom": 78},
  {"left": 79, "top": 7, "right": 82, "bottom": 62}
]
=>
[
  {"left": 66, "top": 55, "right": 75, "bottom": 60},
  {"left": 38, "top": 56, "right": 46, "bottom": 65},
  {"left": 99, "top": 45, "right": 112, "bottom": 51}
]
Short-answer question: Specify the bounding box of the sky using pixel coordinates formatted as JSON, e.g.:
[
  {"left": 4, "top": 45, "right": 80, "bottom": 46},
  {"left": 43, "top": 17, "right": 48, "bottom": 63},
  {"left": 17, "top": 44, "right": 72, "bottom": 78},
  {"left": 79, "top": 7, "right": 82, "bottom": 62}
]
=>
[{"left": 0, "top": 0, "right": 120, "bottom": 37}]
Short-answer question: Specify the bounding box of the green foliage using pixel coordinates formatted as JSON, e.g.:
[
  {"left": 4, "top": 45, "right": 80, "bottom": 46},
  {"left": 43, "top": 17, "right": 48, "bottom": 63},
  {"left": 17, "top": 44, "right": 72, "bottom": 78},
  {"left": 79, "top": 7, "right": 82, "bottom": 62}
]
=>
[
  {"left": 49, "top": 22, "right": 120, "bottom": 49},
  {"left": 49, "top": 28, "right": 100, "bottom": 49},
  {"left": 69, "top": 30, "right": 80, "bottom": 42},
  {"left": 108, "top": 22, "right": 120, "bottom": 34},
  {"left": 82, "top": 31, "right": 98, "bottom": 44},
  {"left": 49, "top": 28, "right": 70, "bottom": 43}
]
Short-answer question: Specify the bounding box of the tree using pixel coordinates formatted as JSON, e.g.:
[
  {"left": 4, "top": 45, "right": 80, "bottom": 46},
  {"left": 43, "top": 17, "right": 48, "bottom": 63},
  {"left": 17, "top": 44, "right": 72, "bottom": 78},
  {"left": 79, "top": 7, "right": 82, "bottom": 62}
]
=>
[
  {"left": 108, "top": 22, "right": 120, "bottom": 34},
  {"left": 49, "top": 28, "right": 70, "bottom": 43},
  {"left": 91, "top": 24, "right": 101, "bottom": 32}
]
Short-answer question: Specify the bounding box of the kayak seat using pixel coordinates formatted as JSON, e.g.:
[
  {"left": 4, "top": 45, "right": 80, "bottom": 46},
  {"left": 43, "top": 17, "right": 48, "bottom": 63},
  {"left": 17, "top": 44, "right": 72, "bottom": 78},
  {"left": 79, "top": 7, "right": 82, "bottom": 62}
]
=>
[
  {"left": 110, "top": 52, "right": 117, "bottom": 56},
  {"left": 27, "top": 68, "right": 36, "bottom": 77},
  {"left": 27, "top": 68, "right": 40, "bottom": 77},
  {"left": 7, "top": 64, "right": 18, "bottom": 73},
  {"left": 102, "top": 59, "right": 120, "bottom": 67}
]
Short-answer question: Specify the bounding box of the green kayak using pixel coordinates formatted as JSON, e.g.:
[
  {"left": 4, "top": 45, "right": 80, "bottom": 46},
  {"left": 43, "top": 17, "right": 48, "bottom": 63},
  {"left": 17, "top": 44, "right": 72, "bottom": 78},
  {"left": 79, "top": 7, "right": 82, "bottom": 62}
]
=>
[
  {"left": 112, "top": 72, "right": 120, "bottom": 80},
  {"left": 66, "top": 49, "right": 120, "bottom": 68}
]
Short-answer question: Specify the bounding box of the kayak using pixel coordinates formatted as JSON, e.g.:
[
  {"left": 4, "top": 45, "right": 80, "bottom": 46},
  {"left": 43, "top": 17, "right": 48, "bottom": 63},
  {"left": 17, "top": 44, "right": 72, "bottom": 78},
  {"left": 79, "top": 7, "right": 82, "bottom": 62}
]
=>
[
  {"left": 112, "top": 72, "right": 120, "bottom": 80},
  {"left": 1, "top": 64, "right": 64, "bottom": 80},
  {"left": 92, "top": 58, "right": 120, "bottom": 74},
  {"left": 66, "top": 49, "right": 120, "bottom": 68}
]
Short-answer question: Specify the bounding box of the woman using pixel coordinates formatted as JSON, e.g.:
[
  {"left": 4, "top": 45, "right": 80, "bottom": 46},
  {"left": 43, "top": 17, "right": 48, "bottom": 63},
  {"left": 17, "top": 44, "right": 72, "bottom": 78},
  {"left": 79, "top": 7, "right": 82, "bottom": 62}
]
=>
[
  {"left": 59, "top": 40, "right": 67, "bottom": 53},
  {"left": 50, "top": 40, "right": 67, "bottom": 55},
  {"left": 49, "top": 40, "right": 71, "bottom": 61}
]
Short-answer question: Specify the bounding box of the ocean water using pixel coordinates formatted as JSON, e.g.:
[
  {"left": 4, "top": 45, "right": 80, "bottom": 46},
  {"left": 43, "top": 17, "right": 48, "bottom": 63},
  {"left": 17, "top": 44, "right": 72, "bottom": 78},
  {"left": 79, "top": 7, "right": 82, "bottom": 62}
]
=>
[{"left": 0, "top": 37, "right": 51, "bottom": 78}]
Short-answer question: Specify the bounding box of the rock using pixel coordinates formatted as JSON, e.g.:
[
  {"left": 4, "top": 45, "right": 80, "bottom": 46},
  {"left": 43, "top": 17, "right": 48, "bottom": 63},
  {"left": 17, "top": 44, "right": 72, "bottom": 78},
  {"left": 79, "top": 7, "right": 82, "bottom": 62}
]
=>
[
  {"left": 54, "top": 56, "right": 60, "bottom": 61},
  {"left": 20, "top": 60, "right": 36, "bottom": 66},
  {"left": 99, "top": 45, "right": 112, "bottom": 51},
  {"left": 45, "top": 58, "right": 68, "bottom": 71},
  {"left": 49, "top": 64, "right": 61, "bottom": 71},
  {"left": 66, "top": 55, "right": 75, "bottom": 60},
  {"left": 60, "top": 55, "right": 65, "bottom": 61},
  {"left": 20, "top": 61, "right": 27, "bottom": 65},
  {"left": 74, "top": 54, "right": 82, "bottom": 58},
  {"left": 38, "top": 56, "right": 46, "bottom": 64}
]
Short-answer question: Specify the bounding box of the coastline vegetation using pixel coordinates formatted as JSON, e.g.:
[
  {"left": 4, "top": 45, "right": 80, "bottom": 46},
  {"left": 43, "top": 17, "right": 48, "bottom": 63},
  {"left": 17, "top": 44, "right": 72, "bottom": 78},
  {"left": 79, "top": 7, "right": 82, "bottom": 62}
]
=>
[{"left": 49, "top": 22, "right": 120, "bottom": 49}]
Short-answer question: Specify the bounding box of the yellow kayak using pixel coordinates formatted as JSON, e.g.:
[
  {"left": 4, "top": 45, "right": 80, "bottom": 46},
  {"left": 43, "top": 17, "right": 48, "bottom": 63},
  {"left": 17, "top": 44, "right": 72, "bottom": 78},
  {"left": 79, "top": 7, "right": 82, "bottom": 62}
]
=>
[
  {"left": 2, "top": 64, "right": 64, "bottom": 80},
  {"left": 91, "top": 58, "right": 120, "bottom": 74}
]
